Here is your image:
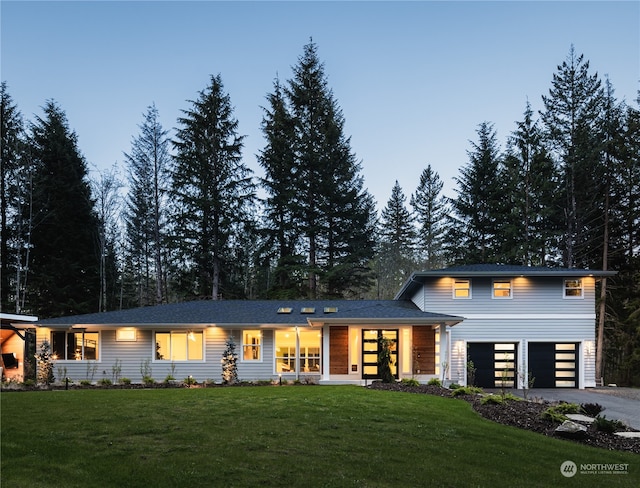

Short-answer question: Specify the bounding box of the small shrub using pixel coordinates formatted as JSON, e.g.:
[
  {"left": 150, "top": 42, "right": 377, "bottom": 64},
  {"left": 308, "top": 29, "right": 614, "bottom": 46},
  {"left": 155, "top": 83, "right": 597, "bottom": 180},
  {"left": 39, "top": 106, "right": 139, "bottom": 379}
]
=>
[
  {"left": 401, "top": 378, "right": 420, "bottom": 387},
  {"left": 594, "top": 415, "right": 625, "bottom": 433},
  {"left": 164, "top": 375, "right": 176, "bottom": 383},
  {"left": 22, "top": 379, "right": 36, "bottom": 387},
  {"left": 98, "top": 378, "right": 112, "bottom": 386},
  {"left": 143, "top": 376, "right": 155, "bottom": 385},
  {"left": 120, "top": 377, "right": 131, "bottom": 385},
  {"left": 451, "top": 386, "right": 484, "bottom": 397},
  {"left": 502, "top": 392, "right": 522, "bottom": 402},
  {"left": 80, "top": 380, "right": 92, "bottom": 386},
  {"left": 541, "top": 407, "right": 568, "bottom": 423},
  {"left": 448, "top": 382, "right": 462, "bottom": 390},
  {"left": 481, "top": 394, "right": 504, "bottom": 405},
  {"left": 554, "top": 402, "right": 580, "bottom": 414},
  {"left": 426, "top": 378, "right": 441, "bottom": 387},
  {"left": 581, "top": 402, "right": 604, "bottom": 417},
  {"left": 184, "top": 376, "right": 197, "bottom": 386}
]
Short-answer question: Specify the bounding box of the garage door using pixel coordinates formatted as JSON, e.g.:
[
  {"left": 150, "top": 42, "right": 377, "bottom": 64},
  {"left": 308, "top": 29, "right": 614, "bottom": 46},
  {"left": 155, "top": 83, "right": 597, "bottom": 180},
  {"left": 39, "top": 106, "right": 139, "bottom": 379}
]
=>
[
  {"left": 467, "top": 343, "right": 517, "bottom": 388},
  {"left": 528, "top": 343, "right": 578, "bottom": 388}
]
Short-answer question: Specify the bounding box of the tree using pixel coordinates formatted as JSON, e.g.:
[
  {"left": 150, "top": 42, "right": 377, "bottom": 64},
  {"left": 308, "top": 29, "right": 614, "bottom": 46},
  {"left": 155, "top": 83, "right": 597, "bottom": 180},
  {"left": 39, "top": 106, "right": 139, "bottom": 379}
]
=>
[
  {"left": 540, "top": 46, "right": 604, "bottom": 268},
  {"left": 258, "top": 77, "right": 305, "bottom": 298},
  {"left": 0, "top": 82, "right": 27, "bottom": 312},
  {"left": 446, "top": 122, "right": 503, "bottom": 264},
  {"left": 501, "top": 102, "right": 560, "bottom": 265},
  {"left": 376, "top": 181, "right": 416, "bottom": 298},
  {"left": 221, "top": 335, "right": 238, "bottom": 384},
  {"left": 410, "top": 165, "right": 448, "bottom": 269},
  {"left": 171, "top": 74, "right": 256, "bottom": 300},
  {"left": 26, "top": 101, "right": 101, "bottom": 317},
  {"left": 285, "top": 40, "right": 376, "bottom": 298},
  {"left": 123, "top": 104, "right": 171, "bottom": 306}
]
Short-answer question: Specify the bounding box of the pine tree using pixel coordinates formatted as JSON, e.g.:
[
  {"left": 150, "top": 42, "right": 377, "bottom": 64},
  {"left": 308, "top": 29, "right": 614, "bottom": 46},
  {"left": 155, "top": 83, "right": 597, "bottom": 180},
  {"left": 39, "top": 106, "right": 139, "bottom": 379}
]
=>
[
  {"left": 540, "top": 46, "right": 604, "bottom": 268},
  {"left": 410, "top": 165, "right": 448, "bottom": 269},
  {"left": 124, "top": 104, "right": 171, "bottom": 306},
  {"left": 376, "top": 181, "right": 416, "bottom": 298},
  {"left": 171, "top": 75, "right": 256, "bottom": 300},
  {"left": 27, "top": 101, "right": 100, "bottom": 317},
  {"left": 258, "top": 78, "right": 305, "bottom": 297},
  {"left": 286, "top": 40, "right": 376, "bottom": 298},
  {"left": 447, "top": 122, "right": 503, "bottom": 264},
  {"left": 501, "top": 102, "right": 560, "bottom": 265},
  {"left": 0, "top": 82, "right": 27, "bottom": 312}
]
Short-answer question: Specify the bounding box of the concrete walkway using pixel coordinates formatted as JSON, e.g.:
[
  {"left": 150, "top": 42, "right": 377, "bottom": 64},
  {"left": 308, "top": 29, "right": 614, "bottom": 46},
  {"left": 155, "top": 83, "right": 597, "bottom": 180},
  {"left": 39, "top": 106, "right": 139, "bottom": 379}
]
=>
[{"left": 511, "top": 388, "right": 640, "bottom": 430}]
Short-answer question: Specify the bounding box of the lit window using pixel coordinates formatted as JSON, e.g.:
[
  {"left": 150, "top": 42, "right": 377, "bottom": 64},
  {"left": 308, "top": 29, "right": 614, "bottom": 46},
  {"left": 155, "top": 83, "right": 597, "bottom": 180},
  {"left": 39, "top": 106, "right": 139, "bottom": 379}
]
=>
[
  {"left": 155, "top": 331, "right": 203, "bottom": 361},
  {"left": 493, "top": 280, "right": 512, "bottom": 298},
  {"left": 564, "top": 279, "right": 583, "bottom": 298},
  {"left": 275, "top": 330, "right": 321, "bottom": 373},
  {"left": 453, "top": 279, "right": 471, "bottom": 298},
  {"left": 243, "top": 330, "right": 262, "bottom": 361},
  {"left": 116, "top": 329, "right": 137, "bottom": 342},
  {"left": 51, "top": 331, "right": 99, "bottom": 360}
]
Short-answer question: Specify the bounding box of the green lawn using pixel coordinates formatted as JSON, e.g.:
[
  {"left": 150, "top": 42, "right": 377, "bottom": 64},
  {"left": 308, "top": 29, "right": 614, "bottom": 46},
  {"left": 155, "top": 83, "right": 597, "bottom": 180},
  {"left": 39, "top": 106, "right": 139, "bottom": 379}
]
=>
[{"left": 1, "top": 386, "right": 638, "bottom": 487}]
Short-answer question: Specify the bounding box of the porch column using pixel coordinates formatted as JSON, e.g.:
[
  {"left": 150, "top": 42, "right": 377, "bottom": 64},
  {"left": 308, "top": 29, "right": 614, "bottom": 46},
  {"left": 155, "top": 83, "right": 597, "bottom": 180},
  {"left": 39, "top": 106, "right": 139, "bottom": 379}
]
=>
[
  {"left": 321, "top": 324, "right": 330, "bottom": 381},
  {"left": 439, "top": 323, "right": 449, "bottom": 382}
]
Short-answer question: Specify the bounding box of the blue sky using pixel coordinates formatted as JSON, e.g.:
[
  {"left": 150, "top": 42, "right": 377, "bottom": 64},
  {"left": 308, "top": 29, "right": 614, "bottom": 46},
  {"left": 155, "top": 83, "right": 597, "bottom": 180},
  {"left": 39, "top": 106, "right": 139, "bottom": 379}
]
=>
[{"left": 2, "top": 1, "right": 638, "bottom": 210}]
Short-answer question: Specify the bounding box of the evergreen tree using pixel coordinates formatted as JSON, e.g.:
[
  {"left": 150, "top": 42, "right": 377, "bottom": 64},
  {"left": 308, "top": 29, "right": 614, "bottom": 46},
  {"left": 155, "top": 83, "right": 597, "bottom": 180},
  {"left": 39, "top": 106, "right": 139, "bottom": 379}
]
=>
[
  {"left": 258, "top": 78, "right": 305, "bottom": 298},
  {"left": 27, "top": 101, "right": 100, "bottom": 316},
  {"left": 410, "top": 165, "right": 448, "bottom": 269},
  {"left": 446, "top": 122, "right": 503, "bottom": 264},
  {"left": 540, "top": 46, "right": 604, "bottom": 268},
  {"left": 501, "top": 102, "right": 561, "bottom": 265},
  {"left": 171, "top": 75, "right": 256, "bottom": 300},
  {"left": 0, "top": 82, "right": 27, "bottom": 312},
  {"left": 376, "top": 181, "right": 416, "bottom": 298},
  {"left": 124, "top": 104, "right": 171, "bottom": 306},
  {"left": 221, "top": 335, "right": 238, "bottom": 385},
  {"left": 286, "top": 40, "right": 376, "bottom": 298}
]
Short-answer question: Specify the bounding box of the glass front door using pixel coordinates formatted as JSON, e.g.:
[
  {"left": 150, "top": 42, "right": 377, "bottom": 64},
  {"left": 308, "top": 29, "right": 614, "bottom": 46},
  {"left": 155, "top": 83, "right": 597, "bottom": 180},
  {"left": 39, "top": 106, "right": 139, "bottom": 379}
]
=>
[{"left": 362, "top": 329, "right": 398, "bottom": 380}]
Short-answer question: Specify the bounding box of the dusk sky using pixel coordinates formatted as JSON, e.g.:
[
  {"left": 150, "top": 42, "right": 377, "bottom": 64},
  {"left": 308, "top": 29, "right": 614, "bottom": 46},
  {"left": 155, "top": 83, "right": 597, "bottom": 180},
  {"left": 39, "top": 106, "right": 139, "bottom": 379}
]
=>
[{"left": 2, "top": 1, "right": 638, "bottom": 210}]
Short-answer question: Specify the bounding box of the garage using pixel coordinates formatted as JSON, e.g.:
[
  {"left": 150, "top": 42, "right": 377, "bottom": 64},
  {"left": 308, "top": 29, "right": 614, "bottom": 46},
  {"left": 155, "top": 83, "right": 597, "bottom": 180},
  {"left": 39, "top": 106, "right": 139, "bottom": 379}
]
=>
[
  {"left": 467, "top": 342, "right": 517, "bottom": 388},
  {"left": 528, "top": 342, "right": 578, "bottom": 388}
]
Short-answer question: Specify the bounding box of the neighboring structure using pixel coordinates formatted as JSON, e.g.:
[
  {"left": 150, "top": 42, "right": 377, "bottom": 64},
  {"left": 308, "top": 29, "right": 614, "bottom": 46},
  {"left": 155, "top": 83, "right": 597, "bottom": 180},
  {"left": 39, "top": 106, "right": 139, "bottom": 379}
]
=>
[
  {"left": 31, "top": 264, "right": 613, "bottom": 388},
  {"left": 0, "top": 313, "right": 38, "bottom": 382}
]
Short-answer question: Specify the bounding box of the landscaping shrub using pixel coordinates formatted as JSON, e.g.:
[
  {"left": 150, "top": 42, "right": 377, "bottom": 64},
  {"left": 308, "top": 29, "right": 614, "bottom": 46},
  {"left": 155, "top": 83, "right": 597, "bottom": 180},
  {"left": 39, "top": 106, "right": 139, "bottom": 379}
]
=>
[
  {"left": 426, "top": 378, "right": 441, "bottom": 387},
  {"left": 401, "top": 378, "right": 420, "bottom": 387},
  {"left": 580, "top": 402, "right": 604, "bottom": 417},
  {"left": 451, "top": 386, "right": 483, "bottom": 397},
  {"left": 594, "top": 415, "right": 625, "bottom": 433}
]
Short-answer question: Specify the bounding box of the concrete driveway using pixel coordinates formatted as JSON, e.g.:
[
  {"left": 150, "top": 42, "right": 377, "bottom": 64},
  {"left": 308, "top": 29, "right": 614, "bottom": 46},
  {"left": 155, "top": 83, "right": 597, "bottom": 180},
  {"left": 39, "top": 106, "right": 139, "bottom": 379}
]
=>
[{"left": 512, "top": 388, "right": 640, "bottom": 430}]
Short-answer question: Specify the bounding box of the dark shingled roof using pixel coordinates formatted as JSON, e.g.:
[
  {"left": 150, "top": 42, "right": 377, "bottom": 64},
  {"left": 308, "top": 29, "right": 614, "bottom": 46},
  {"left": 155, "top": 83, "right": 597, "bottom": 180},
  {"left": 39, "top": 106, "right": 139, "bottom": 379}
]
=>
[
  {"left": 36, "top": 300, "right": 462, "bottom": 328},
  {"left": 395, "top": 264, "right": 617, "bottom": 300}
]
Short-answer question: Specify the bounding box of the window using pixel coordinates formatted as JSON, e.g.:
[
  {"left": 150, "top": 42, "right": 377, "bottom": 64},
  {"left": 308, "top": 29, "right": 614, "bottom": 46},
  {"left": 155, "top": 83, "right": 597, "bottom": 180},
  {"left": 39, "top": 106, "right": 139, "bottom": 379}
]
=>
[
  {"left": 275, "top": 330, "right": 321, "bottom": 373},
  {"left": 243, "top": 330, "right": 262, "bottom": 361},
  {"left": 493, "top": 280, "right": 512, "bottom": 298},
  {"left": 453, "top": 279, "right": 471, "bottom": 298},
  {"left": 51, "top": 331, "right": 99, "bottom": 360},
  {"left": 564, "top": 279, "right": 583, "bottom": 298},
  {"left": 155, "top": 331, "right": 203, "bottom": 361}
]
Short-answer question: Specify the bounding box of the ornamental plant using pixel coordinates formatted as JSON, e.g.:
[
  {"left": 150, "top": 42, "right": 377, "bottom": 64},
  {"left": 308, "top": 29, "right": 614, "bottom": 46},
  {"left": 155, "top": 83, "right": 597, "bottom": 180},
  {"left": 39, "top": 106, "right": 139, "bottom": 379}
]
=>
[
  {"left": 221, "top": 336, "right": 239, "bottom": 385},
  {"left": 34, "top": 340, "right": 55, "bottom": 385}
]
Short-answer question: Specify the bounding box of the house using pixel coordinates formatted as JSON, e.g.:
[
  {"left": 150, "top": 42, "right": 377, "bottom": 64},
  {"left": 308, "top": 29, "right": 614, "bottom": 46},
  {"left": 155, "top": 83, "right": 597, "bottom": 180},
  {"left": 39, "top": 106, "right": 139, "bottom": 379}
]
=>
[{"left": 31, "top": 264, "right": 614, "bottom": 388}]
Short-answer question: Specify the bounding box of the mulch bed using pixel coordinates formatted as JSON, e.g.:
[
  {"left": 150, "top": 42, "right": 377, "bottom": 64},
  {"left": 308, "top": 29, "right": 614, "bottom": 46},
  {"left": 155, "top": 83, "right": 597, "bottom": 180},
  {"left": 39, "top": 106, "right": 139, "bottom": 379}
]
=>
[{"left": 368, "top": 382, "right": 640, "bottom": 454}]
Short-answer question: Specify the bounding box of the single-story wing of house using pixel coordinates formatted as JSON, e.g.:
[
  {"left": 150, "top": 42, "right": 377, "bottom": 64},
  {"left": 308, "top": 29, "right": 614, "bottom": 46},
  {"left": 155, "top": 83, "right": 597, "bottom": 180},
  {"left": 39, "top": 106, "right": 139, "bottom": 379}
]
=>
[{"left": 5, "top": 264, "right": 615, "bottom": 388}]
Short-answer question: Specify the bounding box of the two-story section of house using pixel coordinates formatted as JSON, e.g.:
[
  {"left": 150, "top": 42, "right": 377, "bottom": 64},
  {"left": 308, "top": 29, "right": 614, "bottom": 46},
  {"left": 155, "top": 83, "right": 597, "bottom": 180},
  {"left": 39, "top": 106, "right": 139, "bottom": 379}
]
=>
[{"left": 395, "top": 264, "right": 616, "bottom": 389}]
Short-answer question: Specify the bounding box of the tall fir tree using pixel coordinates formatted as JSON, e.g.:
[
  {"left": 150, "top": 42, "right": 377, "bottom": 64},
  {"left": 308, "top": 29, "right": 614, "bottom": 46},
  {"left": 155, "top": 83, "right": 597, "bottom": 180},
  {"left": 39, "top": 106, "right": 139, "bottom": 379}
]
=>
[
  {"left": 446, "top": 122, "right": 503, "bottom": 264},
  {"left": 285, "top": 40, "right": 376, "bottom": 298},
  {"left": 540, "top": 46, "right": 604, "bottom": 268},
  {"left": 27, "top": 101, "right": 100, "bottom": 317},
  {"left": 410, "top": 165, "right": 448, "bottom": 270},
  {"left": 501, "top": 102, "right": 561, "bottom": 265},
  {"left": 171, "top": 75, "right": 256, "bottom": 300},
  {"left": 124, "top": 104, "right": 171, "bottom": 306},
  {"left": 258, "top": 77, "right": 305, "bottom": 298},
  {"left": 0, "top": 82, "right": 27, "bottom": 312},
  {"left": 376, "top": 181, "right": 416, "bottom": 298}
]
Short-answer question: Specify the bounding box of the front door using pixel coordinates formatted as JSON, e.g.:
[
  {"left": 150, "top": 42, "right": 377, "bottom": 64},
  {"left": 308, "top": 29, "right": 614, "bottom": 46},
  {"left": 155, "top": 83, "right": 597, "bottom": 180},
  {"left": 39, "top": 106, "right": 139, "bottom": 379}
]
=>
[{"left": 362, "top": 329, "right": 398, "bottom": 380}]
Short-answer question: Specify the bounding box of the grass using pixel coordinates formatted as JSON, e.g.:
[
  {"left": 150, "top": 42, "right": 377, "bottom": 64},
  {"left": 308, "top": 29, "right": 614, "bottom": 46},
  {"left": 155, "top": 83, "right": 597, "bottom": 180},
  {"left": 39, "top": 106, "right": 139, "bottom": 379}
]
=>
[{"left": 1, "top": 386, "right": 638, "bottom": 487}]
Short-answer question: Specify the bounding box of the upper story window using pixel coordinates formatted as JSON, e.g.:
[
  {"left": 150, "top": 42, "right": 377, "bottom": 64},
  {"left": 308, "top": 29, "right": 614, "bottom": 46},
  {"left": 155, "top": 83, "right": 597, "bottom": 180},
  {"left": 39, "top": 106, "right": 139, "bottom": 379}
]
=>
[
  {"left": 243, "top": 330, "right": 262, "bottom": 361},
  {"left": 155, "top": 331, "right": 203, "bottom": 361},
  {"left": 51, "top": 331, "right": 99, "bottom": 361},
  {"left": 564, "top": 279, "right": 584, "bottom": 298},
  {"left": 493, "top": 280, "right": 512, "bottom": 299},
  {"left": 453, "top": 279, "right": 471, "bottom": 298}
]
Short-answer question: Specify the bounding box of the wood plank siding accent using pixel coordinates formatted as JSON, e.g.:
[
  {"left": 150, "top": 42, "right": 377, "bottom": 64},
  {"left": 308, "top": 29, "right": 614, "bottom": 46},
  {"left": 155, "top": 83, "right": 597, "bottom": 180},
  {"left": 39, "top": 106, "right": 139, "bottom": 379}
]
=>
[
  {"left": 329, "top": 326, "right": 349, "bottom": 374},
  {"left": 412, "top": 326, "right": 435, "bottom": 374}
]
